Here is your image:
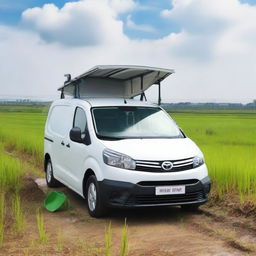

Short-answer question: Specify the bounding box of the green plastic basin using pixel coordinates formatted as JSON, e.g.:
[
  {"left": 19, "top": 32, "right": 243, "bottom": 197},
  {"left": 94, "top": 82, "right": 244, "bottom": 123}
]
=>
[{"left": 44, "top": 191, "right": 67, "bottom": 212}]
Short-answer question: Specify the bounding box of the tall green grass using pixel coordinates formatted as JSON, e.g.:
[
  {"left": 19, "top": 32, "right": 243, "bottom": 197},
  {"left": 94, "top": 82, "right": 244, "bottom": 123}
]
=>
[
  {"left": 1, "top": 109, "right": 256, "bottom": 200},
  {"left": 0, "top": 112, "right": 46, "bottom": 165},
  {"left": 172, "top": 112, "right": 256, "bottom": 198},
  {"left": 12, "top": 193, "right": 25, "bottom": 234},
  {"left": 0, "top": 193, "right": 5, "bottom": 248},
  {"left": 0, "top": 144, "right": 24, "bottom": 247},
  {"left": 0, "top": 152, "right": 23, "bottom": 193}
]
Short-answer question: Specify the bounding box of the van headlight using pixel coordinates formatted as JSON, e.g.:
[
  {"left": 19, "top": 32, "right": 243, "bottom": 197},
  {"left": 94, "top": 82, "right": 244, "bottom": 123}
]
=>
[
  {"left": 103, "top": 148, "right": 136, "bottom": 170},
  {"left": 193, "top": 156, "right": 204, "bottom": 168}
]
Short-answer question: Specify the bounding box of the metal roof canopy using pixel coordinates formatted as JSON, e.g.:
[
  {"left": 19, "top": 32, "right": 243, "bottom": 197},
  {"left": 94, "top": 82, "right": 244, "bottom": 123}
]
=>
[{"left": 58, "top": 65, "right": 174, "bottom": 104}]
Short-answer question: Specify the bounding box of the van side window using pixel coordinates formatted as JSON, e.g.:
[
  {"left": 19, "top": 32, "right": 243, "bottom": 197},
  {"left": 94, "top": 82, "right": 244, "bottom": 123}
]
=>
[{"left": 73, "top": 107, "right": 87, "bottom": 134}]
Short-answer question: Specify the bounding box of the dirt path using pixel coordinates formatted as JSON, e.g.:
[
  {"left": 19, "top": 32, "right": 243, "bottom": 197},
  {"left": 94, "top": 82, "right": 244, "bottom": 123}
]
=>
[
  {"left": 31, "top": 178, "right": 255, "bottom": 256},
  {"left": 1, "top": 148, "right": 256, "bottom": 256}
]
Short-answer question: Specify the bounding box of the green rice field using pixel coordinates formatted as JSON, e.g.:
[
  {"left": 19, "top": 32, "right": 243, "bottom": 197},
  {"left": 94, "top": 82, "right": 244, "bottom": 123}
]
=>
[
  {"left": 172, "top": 111, "right": 256, "bottom": 199},
  {"left": 0, "top": 106, "right": 256, "bottom": 201}
]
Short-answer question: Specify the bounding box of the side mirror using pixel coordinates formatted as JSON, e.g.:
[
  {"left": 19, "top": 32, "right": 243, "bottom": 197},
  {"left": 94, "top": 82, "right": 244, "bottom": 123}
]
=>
[{"left": 70, "top": 127, "right": 83, "bottom": 143}]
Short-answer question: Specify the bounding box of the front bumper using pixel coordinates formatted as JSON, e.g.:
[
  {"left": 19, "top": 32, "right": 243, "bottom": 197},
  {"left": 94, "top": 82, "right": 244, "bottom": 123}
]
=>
[{"left": 99, "top": 176, "right": 211, "bottom": 208}]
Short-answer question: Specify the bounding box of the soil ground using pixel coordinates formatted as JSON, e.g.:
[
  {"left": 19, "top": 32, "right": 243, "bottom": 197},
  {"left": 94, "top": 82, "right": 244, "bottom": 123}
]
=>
[{"left": 1, "top": 153, "right": 256, "bottom": 256}]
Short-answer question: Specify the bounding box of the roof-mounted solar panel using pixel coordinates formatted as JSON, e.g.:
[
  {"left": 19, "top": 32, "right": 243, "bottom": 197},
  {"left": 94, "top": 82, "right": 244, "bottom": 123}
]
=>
[{"left": 58, "top": 65, "right": 174, "bottom": 101}]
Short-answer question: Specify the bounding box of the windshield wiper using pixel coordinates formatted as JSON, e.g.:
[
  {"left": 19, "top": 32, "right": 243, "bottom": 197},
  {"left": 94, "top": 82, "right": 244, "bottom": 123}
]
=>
[{"left": 97, "top": 135, "right": 125, "bottom": 141}]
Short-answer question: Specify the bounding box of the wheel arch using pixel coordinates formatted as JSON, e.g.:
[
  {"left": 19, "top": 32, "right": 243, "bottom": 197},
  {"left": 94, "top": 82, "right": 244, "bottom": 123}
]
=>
[
  {"left": 44, "top": 153, "right": 51, "bottom": 172},
  {"left": 81, "top": 157, "right": 104, "bottom": 197},
  {"left": 82, "top": 169, "right": 96, "bottom": 198}
]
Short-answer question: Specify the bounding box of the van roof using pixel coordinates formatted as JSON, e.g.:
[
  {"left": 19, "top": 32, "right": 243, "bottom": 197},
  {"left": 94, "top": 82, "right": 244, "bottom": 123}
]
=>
[
  {"left": 53, "top": 98, "right": 159, "bottom": 108},
  {"left": 85, "top": 98, "right": 158, "bottom": 107},
  {"left": 58, "top": 65, "right": 174, "bottom": 99}
]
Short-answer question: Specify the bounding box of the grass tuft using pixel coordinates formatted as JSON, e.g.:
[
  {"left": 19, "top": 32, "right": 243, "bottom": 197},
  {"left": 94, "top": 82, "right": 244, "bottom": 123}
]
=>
[
  {"left": 0, "top": 153, "right": 23, "bottom": 193},
  {"left": 12, "top": 193, "right": 25, "bottom": 234},
  {"left": 0, "top": 193, "right": 5, "bottom": 248},
  {"left": 36, "top": 208, "right": 48, "bottom": 244},
  {"left": 120, "top": 219, "right": 128, "bottom": 256},
  {"left": 105, "top": 222, "right": 112, "bottom": 256},
  {"left": 55, "top": 228, "right": 63, "bottom": 252}
]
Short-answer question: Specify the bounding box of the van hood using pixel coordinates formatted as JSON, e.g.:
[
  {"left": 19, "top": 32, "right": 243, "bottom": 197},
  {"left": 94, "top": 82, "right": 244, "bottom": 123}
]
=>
[{"left": 100, "top": 138, "right": 202, "bottom": 161}]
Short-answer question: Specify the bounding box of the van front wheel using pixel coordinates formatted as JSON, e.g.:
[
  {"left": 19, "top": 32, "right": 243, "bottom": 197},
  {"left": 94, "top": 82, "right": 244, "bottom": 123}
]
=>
[{"left": 86, "top": 176, "right": 106, "bottom": 218}]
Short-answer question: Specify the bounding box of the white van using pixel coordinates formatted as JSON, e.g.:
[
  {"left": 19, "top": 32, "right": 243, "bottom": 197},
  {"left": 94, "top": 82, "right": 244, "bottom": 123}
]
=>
[{"left": 44, "top": 65, "right": 211, "bottom": 217}]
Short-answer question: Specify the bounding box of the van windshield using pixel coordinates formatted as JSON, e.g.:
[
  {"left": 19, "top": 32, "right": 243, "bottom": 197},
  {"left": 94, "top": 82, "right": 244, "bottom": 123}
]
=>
[{"left": 92, "top": 107, "right": 183, "bottom": 140}]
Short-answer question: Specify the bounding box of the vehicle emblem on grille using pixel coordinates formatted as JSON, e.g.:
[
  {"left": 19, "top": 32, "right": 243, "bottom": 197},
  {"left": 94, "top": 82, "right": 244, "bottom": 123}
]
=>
[{"left": 161, "top": 161, "right": 173, "bottom": 171}]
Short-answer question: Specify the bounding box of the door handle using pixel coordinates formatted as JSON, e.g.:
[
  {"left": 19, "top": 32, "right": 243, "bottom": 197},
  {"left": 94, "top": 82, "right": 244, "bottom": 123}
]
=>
[
  {"left": 66, "top": 143, "right": 70, "bottom": 148},
  {"left": 61, "top": 141, "right": 65, "bottom": 146}
]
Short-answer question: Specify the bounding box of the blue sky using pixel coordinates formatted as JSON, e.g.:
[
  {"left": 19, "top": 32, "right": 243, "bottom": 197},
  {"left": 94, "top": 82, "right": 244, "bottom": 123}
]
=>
[
  {"left": 1, "top": 0, "right": 256, "bottom": 102},
  {"left": 1, "top": 0, "right": 178, "bottom": 39},
  {"left": 239, "top": 0, "right": 256, "bottom": 4},
  {"left": 0, "top": 0, "right": 255, "bottom": 38},
  {"left": 0, "top": 0, "right": 74, "bottom": 24},
  {"left": 122, "top": 0, "right": 180, "bottom": 39}
]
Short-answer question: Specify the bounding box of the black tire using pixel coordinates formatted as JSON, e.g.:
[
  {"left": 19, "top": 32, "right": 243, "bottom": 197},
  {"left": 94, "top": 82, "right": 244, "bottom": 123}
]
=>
[
  {"left": 45, "top": 159, "right": 62, "bottom": 188},
  {"left": 181, "top": 204, "right": 200, "bottom": 212},
  {"left": 86, "top": 175, "right": 107, "bottom": 218}
]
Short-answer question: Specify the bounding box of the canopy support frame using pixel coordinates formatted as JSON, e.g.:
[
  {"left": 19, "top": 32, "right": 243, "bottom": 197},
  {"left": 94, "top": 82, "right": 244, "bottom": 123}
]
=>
[
  {"left": 158, "top": 81, "right": 161, "bottom": 106},
  {"left": 74, "top": 81, "right": 81, "bottom": 99},
  {"left": 140, "top": 75, "right": 146, "bottom": 101},
  {"left": 60, "top": 89, "right": 65, "bottom": 99}
]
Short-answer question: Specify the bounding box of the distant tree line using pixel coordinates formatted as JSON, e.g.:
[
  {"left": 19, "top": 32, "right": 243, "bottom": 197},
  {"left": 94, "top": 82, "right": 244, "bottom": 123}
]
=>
[
  {"left": 0, "top": 99, "right": 255, "bottom": 110},
  {"left": 0, "top": 100, "right": 51, "bottom": 107},
  {"left": 161, "top": 100, "right": 256, "bottom": 110}
]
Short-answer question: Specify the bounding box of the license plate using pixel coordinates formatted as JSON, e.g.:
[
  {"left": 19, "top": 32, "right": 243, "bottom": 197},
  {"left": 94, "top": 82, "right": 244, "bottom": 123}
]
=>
[{"left": 155, "top": 186, "right": 185, "bottom": 195}]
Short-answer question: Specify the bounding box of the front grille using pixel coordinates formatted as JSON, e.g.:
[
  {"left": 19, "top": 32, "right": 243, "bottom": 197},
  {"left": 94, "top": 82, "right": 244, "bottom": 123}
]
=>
[
  {"left": 126, "top": 191, "right": 204, "bottom": 205},
  {"left": 135, "top": 157, "right": 194, "bottom": 172},
  {"left": 137, "top": 179, "right": 199, "bottom": 187}
]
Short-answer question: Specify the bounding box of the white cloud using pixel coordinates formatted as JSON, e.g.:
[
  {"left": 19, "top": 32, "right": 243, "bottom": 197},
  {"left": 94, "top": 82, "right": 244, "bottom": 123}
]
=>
[
  {"left": 21, "top": 0, "right": 129, "bottom": 46},
  {"left": 161, "top": 0, "right": 238, "bottom": 33},
  {"left": 1, "top": 0, "right": 256, "bottom": 103},
  {"left": 161, "top": 0, "right": 256, "bottom": 58},
  {"left": 126, "top": 14, "right": 155, "bottom": 32},
  {"left": 109, "top": 0, "right": 136, "bottom": 13}
]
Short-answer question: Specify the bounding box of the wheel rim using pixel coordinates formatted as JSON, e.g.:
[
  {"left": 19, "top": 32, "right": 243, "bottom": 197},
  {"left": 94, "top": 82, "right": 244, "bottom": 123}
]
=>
[
  {"left": 88, "top": 183, "right": 97, "bottom": 212},
  {"left": 46, "top": 162, "right": 52, "bottom": 183}
]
